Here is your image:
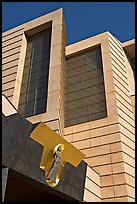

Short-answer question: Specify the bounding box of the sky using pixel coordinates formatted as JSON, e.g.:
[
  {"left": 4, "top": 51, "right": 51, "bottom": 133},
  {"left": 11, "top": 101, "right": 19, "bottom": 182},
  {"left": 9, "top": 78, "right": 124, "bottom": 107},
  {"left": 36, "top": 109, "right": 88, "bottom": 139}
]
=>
[{"left": 2, "top": 2, "right": 135, "bottom": 45}]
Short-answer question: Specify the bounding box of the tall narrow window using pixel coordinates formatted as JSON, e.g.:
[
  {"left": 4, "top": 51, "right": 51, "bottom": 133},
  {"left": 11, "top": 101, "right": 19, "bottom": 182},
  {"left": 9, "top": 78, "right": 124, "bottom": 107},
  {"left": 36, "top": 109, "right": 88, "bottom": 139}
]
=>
[
  {"left": 64, "top": 46, "right": 107, "bottom": 127},
  {"left": 18, "top": 28, "right": 51, "bottom": 117}
]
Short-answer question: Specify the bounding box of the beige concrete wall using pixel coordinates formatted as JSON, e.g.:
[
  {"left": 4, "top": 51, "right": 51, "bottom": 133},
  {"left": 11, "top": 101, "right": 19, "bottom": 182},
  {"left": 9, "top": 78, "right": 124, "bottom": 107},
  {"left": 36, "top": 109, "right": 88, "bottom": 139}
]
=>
[
  {"left": 2, "top": 26, "right": 24, "bottom": 103},
  {"left": 122, "top": 47, "right": 135, "bottom": 119},
  {"left": 2, "top": 8, "right": 66, "bottom": 137},
  {"left": 108, "top": 32, "right": 135, "bottom": 202},
  {"left": 24, "top": 8, "right": 66, "bottom": 137},
  {"left": 83, "top": 165, "right": 101, "bottom": 202},
  {"left": 12, "top": 33, "right": 27, "bottom": 109},
  {"left": 130, "top": 95, "right": 135, "bottom": 119},
  {"left": 2, "top": 95, "right": 17, "bottom": 116},
  {"left": 64, "top": 116, "right": 125, "bottom": 201},
  {"left": 65, "top": 32, "right": 135, "bottom": 202}
]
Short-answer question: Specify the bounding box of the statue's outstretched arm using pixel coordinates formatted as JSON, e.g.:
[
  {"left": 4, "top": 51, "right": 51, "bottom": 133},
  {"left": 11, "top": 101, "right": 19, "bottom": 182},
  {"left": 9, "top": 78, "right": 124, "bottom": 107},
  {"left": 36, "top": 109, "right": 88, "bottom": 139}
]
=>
[{"left": 59, "top": 159, "right": 64, "bottom": 167}]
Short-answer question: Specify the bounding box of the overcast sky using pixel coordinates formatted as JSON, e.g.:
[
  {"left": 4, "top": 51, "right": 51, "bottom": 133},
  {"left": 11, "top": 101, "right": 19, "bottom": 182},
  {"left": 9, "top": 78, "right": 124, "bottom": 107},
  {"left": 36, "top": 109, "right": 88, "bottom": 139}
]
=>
[{"left": 2, "top": 2, "right": 135, "bottom": 45}]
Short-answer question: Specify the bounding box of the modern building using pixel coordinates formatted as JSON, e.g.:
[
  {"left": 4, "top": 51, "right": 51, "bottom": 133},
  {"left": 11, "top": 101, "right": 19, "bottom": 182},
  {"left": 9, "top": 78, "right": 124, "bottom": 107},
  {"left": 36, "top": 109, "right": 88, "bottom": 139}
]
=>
[{"left": 2, "top": 8, "right": 135, "bottom": 202}]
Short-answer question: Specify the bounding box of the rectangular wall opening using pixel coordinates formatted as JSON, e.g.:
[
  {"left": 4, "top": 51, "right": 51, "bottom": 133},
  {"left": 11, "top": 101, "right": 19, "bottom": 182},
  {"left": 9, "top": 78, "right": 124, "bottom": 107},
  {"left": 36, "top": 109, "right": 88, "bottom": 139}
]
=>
[
  {"left": 64, "top": 46, "right": 107, "bottom": 127},
  {"left": 18, "top": 28, "right": 51, "bottom": 117}
]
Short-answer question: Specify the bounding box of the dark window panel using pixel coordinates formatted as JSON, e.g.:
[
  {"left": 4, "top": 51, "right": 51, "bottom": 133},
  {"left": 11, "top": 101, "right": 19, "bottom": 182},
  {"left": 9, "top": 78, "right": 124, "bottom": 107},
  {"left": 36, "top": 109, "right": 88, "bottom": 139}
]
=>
[
  {"left": 81, "top": 77, "right": 103, "bottom": 89},
  {"left": 23, "top": 59, "right": 49, "bottom": 75},
  {"left": 19, "top": 87, "right": 48, "bottom": 105},
  {"left": 18, "top": 28, "right": 51, "bottom": 117},
  {"left": 34, "top": 107, "right": 46, "bottom": 115},
  {"left": 64, "top": 46, "right": 107, "bottom": 127},
  {"left": 65, "top": 115, "right": 89, "bottom": 127},
  {"left": 89, "top": 111, "right": 107, "bottom": 121},
  {"left": 65, "top": 85, "right": 105, "bottom": 103},
  {"left": 22, "top": 68, "right": 49, "bottom": 84}
]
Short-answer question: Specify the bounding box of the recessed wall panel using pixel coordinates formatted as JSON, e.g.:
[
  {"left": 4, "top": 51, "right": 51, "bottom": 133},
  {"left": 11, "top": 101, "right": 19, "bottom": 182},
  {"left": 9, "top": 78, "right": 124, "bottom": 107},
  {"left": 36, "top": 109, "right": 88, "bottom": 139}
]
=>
[
  {"left": 64, "top": 46, "right": 107, "bottom": 127},
  {"left": 18, "top": 28, "right": 51, "bottom": 117}
]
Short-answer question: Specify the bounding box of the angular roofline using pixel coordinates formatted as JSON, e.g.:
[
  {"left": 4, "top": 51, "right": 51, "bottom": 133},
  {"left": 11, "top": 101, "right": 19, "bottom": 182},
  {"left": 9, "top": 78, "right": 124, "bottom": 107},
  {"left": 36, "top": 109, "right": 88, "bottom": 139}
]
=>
[
  {"left": 2, "top": 8, "right": 63, "bottom": 35},
  {"left": 122, "top": 38, "right": 135, "bottom": 47},
  {"left": 122, "top": 39, "right": 135, "bottom": 59}
]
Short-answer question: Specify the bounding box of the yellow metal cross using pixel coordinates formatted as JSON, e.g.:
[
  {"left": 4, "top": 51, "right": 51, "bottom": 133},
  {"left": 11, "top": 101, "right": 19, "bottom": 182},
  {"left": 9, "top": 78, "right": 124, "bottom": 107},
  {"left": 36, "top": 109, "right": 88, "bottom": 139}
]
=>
[{"left": 30, "top": 123, "right": 85, "bottom": 186}]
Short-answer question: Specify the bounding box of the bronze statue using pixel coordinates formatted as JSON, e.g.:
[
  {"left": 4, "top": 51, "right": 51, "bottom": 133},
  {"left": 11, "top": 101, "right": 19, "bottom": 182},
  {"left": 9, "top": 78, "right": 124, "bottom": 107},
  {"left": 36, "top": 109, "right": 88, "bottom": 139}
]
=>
[{"left": 47, "top": 144, "right": 64, "bottom": 183}]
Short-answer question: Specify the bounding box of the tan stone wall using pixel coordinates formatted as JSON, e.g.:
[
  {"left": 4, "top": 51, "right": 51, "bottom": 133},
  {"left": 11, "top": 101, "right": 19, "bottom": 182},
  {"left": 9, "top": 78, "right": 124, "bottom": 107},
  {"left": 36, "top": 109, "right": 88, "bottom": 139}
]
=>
[
  {"left": 24, "top": 8, "right": 66, "bottom": 137},
  {"left": 2, "top": 95, "right": 17, "bottom": 116},
  {"left": 64, "top": 117, "right": 124, "bottom": 201},
  {"left": 65, "top": 32, "right": 135, "bottom": 202},
  {"left": 2, "top": 25, "right": 24, "bottom": 103},
  {"left": 2, "top": 9, "right": 66, "bottom": 137},
  {"left": 130, "top": 95, "right": 135, "bottom": 119},
  {"left": 108, "top": 32, "right": 135, "bottom": 201},
  {"left": 83, "top": 165, "right": 101, "bottom": 202}
]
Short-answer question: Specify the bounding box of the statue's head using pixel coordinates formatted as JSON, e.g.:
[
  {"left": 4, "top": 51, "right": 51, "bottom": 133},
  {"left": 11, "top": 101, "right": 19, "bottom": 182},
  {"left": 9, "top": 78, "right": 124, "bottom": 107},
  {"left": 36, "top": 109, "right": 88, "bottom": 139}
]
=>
[
  {"left": 58, "top": 146, "right": 62, "bottom": 152},
  {"left": 54, "top": 143, "right": 64, "bottom": 154}
]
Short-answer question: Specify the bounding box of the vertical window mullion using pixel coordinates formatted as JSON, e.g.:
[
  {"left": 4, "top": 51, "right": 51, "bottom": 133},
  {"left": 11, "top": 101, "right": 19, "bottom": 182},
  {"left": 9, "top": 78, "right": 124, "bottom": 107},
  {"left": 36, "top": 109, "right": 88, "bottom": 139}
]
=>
[
  {"left": 33, "top": 88, "right": 37, "bottom": 115},
  {"left": 26, "top": 48, "right": 34, "bottom": 102}
]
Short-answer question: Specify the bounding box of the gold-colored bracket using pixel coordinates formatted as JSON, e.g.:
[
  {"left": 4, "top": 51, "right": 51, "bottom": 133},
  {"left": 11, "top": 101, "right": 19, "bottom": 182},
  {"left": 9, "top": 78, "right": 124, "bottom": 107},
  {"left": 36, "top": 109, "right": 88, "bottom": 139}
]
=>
[{"left": 30, "top": 123, "right": 85, "bottom": 186}]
